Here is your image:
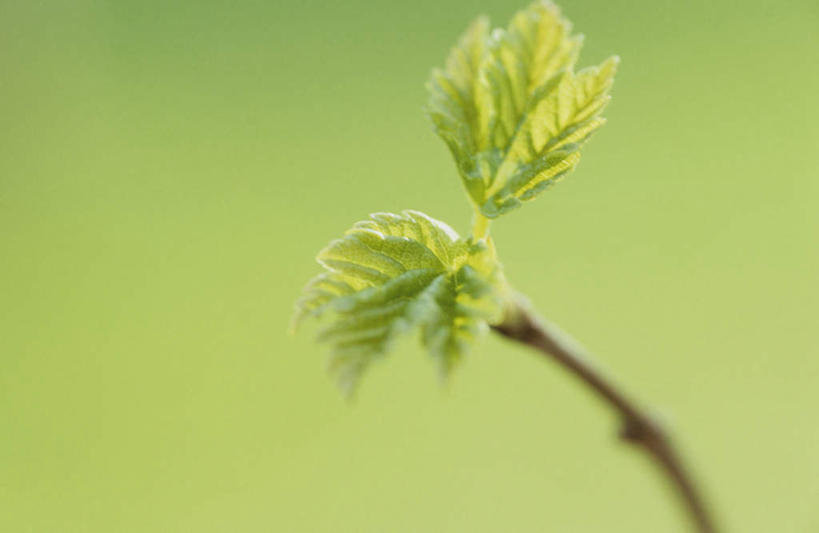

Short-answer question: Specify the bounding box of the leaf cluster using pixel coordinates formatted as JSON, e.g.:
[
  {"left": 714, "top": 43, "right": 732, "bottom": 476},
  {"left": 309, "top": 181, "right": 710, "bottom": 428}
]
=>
[{"left": 294, "top": 1, "right": 617, "bottom": 392}]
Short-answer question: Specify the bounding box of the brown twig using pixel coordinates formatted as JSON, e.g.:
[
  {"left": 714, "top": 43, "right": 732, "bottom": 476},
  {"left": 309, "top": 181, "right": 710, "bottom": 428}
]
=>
[{"left": 491, "top": 298, "right": 718, "bottom": 533}]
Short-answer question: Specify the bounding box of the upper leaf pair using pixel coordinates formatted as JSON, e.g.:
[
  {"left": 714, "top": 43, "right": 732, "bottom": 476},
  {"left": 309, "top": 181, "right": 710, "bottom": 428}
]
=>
[{"left": 427, "top": 0, "right": 618, "bottom": 217}]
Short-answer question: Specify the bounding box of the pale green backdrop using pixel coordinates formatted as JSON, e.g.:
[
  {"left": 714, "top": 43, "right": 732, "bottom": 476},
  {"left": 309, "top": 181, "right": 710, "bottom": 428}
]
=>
[{"left": 2, "top": 1, "right": 818, "bottom": 532}]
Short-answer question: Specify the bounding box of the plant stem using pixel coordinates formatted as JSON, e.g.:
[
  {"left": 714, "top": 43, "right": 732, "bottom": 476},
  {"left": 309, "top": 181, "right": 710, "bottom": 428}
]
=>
[
  {"left": 472, "top": 209, "right": 491, "bottom": 241},
  {"left": 491, "top": 298, "right": 718, "bottom": 533}
]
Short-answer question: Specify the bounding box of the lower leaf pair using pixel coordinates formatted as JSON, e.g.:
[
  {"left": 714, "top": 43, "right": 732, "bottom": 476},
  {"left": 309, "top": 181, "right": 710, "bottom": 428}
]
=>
[{"left": 292, "top": 211, "right": 503, "bottom": 394}]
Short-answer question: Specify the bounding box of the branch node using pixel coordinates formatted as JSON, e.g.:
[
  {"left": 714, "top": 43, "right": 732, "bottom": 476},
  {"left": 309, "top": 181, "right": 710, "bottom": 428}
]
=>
[{"left": 618, "top": 416, "right": 666, "bottom": 448}]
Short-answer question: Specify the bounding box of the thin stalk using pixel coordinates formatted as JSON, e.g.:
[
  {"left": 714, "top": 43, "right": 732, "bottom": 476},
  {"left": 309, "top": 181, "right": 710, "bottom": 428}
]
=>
[
  {"left": 491, "top": 298, "right": 718, "bottom": 533},
  {"left": 472, "top": 209, "right": 491, "bottom": 241}
]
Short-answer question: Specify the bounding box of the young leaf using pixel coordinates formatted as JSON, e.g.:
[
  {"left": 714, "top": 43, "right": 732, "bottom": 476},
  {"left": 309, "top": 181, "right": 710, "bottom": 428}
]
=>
[
  {"left": 427, "top": 0, "right": 618, "bottom": 218},
  {"left": 293, "top": 211, "right": 503, "bottom": 394}
]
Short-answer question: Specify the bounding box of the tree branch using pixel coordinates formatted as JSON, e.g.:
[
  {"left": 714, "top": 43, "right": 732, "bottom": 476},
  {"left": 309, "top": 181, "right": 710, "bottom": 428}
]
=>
[{"left": 491, "top": 298, "right": 719, "bottom": 533}]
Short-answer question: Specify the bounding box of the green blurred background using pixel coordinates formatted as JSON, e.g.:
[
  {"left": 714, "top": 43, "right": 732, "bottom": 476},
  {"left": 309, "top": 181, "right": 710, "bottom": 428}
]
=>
[{"left": 2, "top": 0, "right": 818, "bottom": 531}]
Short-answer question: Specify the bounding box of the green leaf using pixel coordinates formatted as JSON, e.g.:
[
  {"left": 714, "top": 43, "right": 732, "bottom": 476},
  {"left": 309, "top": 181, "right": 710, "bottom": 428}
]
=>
[
  {"left": 293, "top": 211, "right": 503, "bottom": 394},
  {"left": 427, "top": 1, "right": 618, "bottom": 218},
  {"left": 426, "top": 16, "right": 490, "bottom": 206}
]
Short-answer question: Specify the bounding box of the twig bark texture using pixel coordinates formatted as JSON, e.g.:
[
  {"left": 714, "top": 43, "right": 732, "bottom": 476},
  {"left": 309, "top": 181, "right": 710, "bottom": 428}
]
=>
[{"left": 491, "top": 300, "right": 718, "bottom": 533}]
